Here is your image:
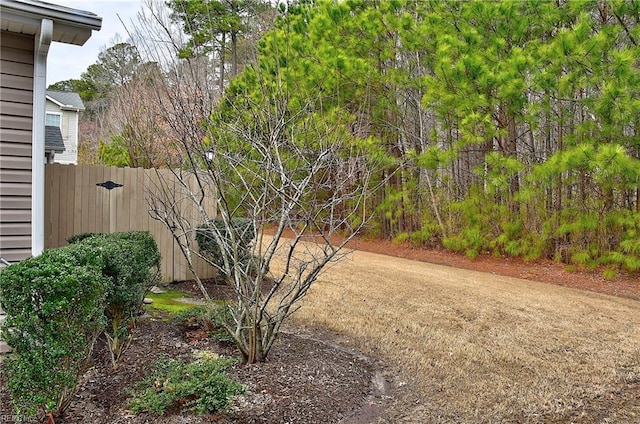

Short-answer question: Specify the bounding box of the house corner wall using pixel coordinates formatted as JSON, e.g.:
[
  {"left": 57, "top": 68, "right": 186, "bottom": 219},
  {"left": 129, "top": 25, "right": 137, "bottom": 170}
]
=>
[{"left": 0, "top": 30, "right": 36, "bottom": 262}]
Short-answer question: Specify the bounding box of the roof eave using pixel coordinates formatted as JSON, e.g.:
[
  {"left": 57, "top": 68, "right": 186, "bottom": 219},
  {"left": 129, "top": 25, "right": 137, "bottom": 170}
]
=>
[
  {"left": 45, "top": 94, "right": 64, "bottom": 107},
  {"left": 0, "top": 0, "right": 102, "bottom": 46},
  {"left": 60, "top": 106, "right": 84, "bottom": 112},
  {"left": 45, "top": 94, "right": 85, "bottom": 111}
]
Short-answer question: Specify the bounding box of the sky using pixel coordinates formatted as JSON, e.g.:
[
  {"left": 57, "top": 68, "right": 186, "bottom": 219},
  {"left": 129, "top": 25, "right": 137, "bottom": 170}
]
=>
[{"left": 47, "top": 0, "right": 143, "bottom": 86}]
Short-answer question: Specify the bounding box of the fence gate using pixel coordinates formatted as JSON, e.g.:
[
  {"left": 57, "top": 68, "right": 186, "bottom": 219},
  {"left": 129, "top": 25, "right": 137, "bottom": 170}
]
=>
[{"left": 44, "top": 164, "right": 216, "bottom": 283}]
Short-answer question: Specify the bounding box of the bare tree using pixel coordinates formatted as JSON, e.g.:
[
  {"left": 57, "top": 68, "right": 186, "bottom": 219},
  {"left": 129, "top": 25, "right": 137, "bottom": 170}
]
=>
[
  {"left": 104, "top": 63, "right": 181, "bottom": 168},
  {"left": 129, "top": 0, "right": 395, "bottom": 363},
  {"left": 156, "top": 94, "right": 391, "bottom": 363},
  {"left": 203, "top": 96, "right": 394, "bottom": 362}
]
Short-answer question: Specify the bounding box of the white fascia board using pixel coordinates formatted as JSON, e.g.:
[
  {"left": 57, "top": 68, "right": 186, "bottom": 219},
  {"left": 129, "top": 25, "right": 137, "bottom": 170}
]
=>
[
  {"left": 45, "top": 94, "right": 65, "bottom": 108},
  {"left": 0, "top": 0, "right": 102, "bottom": 45}
]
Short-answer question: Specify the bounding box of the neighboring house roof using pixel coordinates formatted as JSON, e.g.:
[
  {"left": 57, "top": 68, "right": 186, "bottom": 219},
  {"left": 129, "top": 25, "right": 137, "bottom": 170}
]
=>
[
  {"left": 46, "top": 90, "right": 85, "bottom": 111},
  {"left": 0, "top": 0, "right": 102, "bottom": 45},
  {"left": 44, "top": 125, "right": 65, "bottom": 152}
]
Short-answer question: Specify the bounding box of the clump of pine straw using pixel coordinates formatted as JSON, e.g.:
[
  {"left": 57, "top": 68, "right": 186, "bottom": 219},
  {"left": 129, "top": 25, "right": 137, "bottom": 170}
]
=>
[{"left": 290, "top": 249, "right": 640, "bottom": 423}]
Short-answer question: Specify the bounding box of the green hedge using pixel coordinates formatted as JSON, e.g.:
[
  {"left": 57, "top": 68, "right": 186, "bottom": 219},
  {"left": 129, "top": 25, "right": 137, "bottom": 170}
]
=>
[
  {"left": 0, "top": 244, "right": 109, "bottom": 418},
  {"left": 0, "top": 231, "right": 162, "bottom": 417},
  {"left": 71, "top": 231, "right": 161, "bottom": 364}
]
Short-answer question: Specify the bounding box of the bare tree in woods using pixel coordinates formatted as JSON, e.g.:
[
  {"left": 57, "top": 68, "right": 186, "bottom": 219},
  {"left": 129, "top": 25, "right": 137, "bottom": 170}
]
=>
[
  {"left": 131, "top": 0, "right": 395, "bottom": 363},
  {"left": 120, "top": 0, "right": 223, "bottom": 299},
  {"left": 104, "top": 63, "right": 181, "bottom": 168}
]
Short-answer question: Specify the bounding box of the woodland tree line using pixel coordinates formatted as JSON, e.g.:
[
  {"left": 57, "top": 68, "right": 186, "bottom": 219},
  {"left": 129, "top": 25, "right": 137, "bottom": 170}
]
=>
[{"left": 49, "top": 0, "right": 640, "bottom": 274}]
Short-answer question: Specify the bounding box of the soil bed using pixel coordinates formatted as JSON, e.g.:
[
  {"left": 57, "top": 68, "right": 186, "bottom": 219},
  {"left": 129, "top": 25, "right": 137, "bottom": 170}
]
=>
[{"left": 0, "top": 309, "right": 378, "bottom": 424}]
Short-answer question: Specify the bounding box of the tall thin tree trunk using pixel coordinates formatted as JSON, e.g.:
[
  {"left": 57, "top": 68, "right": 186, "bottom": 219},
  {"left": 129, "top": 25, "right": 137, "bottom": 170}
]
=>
[
  {"left": 507, "top": 110, "right": 520, "bottom": 213},
  {"left": 555, "top": 99, "right": 563, "bottom": 215},
  {"left": 231, "top": 31, "right": 238, "bottom": 77},
  {"left": 219, "top": 33, "right": 226, "bottom": 93}
]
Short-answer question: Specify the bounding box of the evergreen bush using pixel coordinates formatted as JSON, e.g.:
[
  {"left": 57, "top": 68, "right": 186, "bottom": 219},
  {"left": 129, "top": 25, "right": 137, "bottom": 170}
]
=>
[
  {"left": 195, "top": 217, "right": 257, "bottom": 278},
  {"left": 0, "top": 245, "right": 108, "bottom": 419},
  {"left": 74, "top": 231, "right": 161, "bottom": 365},
  {"left": 127, "top": 354, "right": 244, "bottom": 415}
]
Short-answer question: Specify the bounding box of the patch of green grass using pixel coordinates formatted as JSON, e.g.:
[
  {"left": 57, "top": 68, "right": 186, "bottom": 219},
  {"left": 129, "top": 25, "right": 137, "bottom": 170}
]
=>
[
  {"left": 145, "top": 290, "right": 204, "bottom": 314},
  {"left": 602, "top": 268, "right": 617, "bottom": 280}
]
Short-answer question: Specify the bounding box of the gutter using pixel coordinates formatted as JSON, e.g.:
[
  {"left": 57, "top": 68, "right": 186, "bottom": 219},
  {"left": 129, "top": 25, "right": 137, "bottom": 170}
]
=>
[
  {"left": 0, "top": 0, "right": 101, "bottom": 32},
  {"left": 31, "top": 17, "right": 52, "bottom": 257}
]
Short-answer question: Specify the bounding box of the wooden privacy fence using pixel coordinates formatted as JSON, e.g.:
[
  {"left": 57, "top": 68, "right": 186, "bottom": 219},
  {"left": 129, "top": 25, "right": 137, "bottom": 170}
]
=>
[{"left": 44, "top": 164, "right": 217, "bottom": 283}]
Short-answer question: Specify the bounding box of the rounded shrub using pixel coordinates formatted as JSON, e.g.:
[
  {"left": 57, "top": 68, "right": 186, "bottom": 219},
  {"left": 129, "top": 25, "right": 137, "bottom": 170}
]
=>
[
  {"left": 73, "top": 231, "right": 161, "bottom": 365},
  {"left": 0, "top": 244, "right": 108, "bottom": 419}
]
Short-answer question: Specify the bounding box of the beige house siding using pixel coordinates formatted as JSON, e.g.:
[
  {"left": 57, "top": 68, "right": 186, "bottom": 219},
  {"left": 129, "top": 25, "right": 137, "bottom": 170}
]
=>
[
  {"left": 0, "top": 31, "right": 34, "bottom": 262},
  {"left": 45, "top": 99, "right": 78, "bottom": 164}
]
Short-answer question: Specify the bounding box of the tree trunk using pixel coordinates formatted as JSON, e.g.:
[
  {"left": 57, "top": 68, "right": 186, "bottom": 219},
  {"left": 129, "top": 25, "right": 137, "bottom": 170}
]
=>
[
  {"left": 219, "top": 32, "right": 226, "bottom": 93},
  {"left": 555, "top": 99, "right": 563, "bottom": 215},
  {"left": 506, "top": 109, "right": 519, "bottom": 213},
  {"left": 544, "top": 92, "right": 553, "bottom": 213},
  {"left": 231, "top": 31, "right": 238, "bottom": 77},
  {"left": 245, "top": 325, "right": 264, "bottom": 364}
]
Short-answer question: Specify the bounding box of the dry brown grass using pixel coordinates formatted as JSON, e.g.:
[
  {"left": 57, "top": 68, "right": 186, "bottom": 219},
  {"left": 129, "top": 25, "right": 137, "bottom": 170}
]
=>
[{"left": 281, "top": 248, "right": 640, "bottom": 423}]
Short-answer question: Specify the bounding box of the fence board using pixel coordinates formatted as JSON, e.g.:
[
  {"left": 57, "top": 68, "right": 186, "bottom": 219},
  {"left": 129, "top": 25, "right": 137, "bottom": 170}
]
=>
[
  {"left": 174, "top": 173, "right": 189, "bottom": 282},
  {"left": 58, "top": 165, "right": 71, "bottom": 244},
  {"left": 129, "top": 168, "right": 140, "bottom": 232},
  {"left": 163, "top": 170, "right": 178, "bottom": 281},
  {"left": 44, "top": 164, "right": 53, "bottom": 248},
  {"left": 87, "top": 166, "right": 97, "bottom": 235},
  {"left": 113, "top": 167, "right": 126, "bottom": 233},
  {"left": 107, "top": 166, "right": 117, "bottom": 234},
  {"left": 97, "top": 166, "right": 109, "bottom": 234},
  {"left": 73, "top": 166, "right": 83, "bottom": 236},
  {"left": 140, "top": 169, "right": 150, "bottom": 232},
  {"left": 46, "top": 164, "right": 57, "bottom": 247},
  {"left": 44, "top": 164, "right": 216, "bottom": 283},
  {"left": 80, "top": 166, "right": 90, "bottom": 234}
]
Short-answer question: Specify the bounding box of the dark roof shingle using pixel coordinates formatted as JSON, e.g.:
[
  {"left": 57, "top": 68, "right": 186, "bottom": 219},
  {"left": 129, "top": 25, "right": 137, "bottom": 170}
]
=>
[
  {"left": 45, "top": 125, "right": 65, "bottom": 152},
  {"left": 46, "top": 90, "right": 85, "bottom": 110}
]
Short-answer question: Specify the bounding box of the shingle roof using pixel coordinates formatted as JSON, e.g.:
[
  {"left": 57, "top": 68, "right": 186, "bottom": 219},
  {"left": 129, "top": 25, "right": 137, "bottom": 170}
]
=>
[
  {"left": 45, "top": 125, "right": 65, "bottom": 152},
  {"left": 46, "top": 90, "right": 85, "bottom": 110}
]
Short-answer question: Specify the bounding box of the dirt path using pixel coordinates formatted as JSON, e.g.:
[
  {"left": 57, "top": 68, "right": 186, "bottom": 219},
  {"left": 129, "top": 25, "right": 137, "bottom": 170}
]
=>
[{"left": 290, "top": 247, "right": 640, "bottom": 423}]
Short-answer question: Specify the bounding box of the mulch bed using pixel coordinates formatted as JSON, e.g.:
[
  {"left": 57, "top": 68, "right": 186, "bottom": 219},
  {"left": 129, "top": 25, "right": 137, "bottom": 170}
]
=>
[{"left": 0, "top": 294, "right": 382, "bottom": 424}]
